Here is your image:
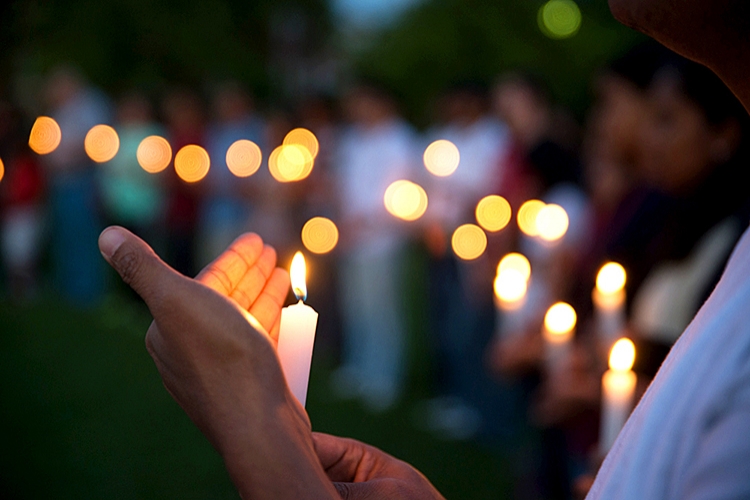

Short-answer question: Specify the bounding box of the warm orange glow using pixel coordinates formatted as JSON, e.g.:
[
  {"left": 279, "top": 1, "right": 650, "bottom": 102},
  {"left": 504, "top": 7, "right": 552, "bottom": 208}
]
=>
[
  {"left": 174, "top": 144, "right": 210, "bottom": 183},
  {"left": 137, "top": 135, "right": 172, "bottom": 173},
  {"left": 384, "top": 180, "right": 428, "bottom": 221},
  {"left": 536, "top": 203, "right": 569, "bottom": 242},
  {"left": 283, "top": 128, "right": 319, "bottom": 159},
  {"left": 597, "top": 262, "right": 627, "bottom": 295},
  {"left": 451, "top": 224, "right": 487, "bottom": 261},
  {"left": 497, "top": 253, "right": 531, "bottom": 282},
  {"left": 494, "top": 269, "right": 528, "bottom": 304},
  {"left": 226, "top": 139, "right": 262, "bottom": 177},
  {"left": 290, "top": 251, "right": 307, "bottom": 301},
  {"left": 423, "top": 139, "right": 460, "bottom": 177},
  {"left": 301, "top": 217, "right": 339, "bottom": 254},
  {"left": 269, "top": 144, "right": 314, "bottom": 182},
  {"left": 544, "top": 302, "right": 577, "bottom": 337},
  {"left": 609, "top": 338, "right": 636, "bottom": 372},
  {"left": 517, "top": 199, "right": 546, "bottom": 237},
  {"left": 0, "top": 158, "right": 4, "bottom": 183},
  {"left": 28, "top": 116, "right": 62, "bottom": 155},
  {"left": 476, "top": 195, "right": 512, "bottom": 232},
  {"left": 84, "top": 124, "right": 120, "bottom": 163}
]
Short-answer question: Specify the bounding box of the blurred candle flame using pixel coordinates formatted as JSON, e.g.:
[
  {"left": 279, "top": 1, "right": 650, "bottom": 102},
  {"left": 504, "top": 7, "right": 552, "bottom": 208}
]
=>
[
  {"left": 174, "top": 144, "right": 210, "bottom": 183},
  {"left": 497, "top": 253, "right": 531, "bottom": 281},
  {"left": 451, "top": 224, "right": 487, "bottom": 261},
  {"left": 597, "top": 262, "right": 627, "bottom": 295},
  {"left": 494, "top": 268, "right": 528, "bottom": 304},
  {"left": 536, "top": 203, "right": 569, "bottom": 242},
  {"left": 226, "top": 139, "right": 262, "bottom": 177},
  {"left": 544, "top": 302, "right": 577, "bottom": 337},
  {"left": 28, "top": 116, "right": 62, "bottom": 155},
  {"left": 476, "top": 195, "right": 512, "bottom": 232},
  {"left": 84, "top": 124, "right": 120, "bottom": 163},
  {"left": 423, "top": 139, "right": 460, "bottom": 177},
  {"left": 290, "top": 251, "right": 307, "bottom": 301},
  {"left": 609, "top": 338, "right": 636, "bottom": 372},
  {"left": 517, "top": 199, "right": 546, "bottom": 237},
  {"left": 283, "top": 128, "right": 319, "bottom": 159},
  {"left": 137, "top": 135, "right": 172, "bottom": 173},
  {"left": 301, "top": 217, "right": 339, "bottom": 254},
  {"left": 0, "top": 157, "right": 4, "bottom": 183}
]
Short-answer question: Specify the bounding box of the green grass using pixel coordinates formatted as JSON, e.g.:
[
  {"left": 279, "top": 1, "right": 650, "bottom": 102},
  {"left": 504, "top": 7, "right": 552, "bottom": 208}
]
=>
[{"left": 0, "top": 288, "right": 512, "bottom": 499}]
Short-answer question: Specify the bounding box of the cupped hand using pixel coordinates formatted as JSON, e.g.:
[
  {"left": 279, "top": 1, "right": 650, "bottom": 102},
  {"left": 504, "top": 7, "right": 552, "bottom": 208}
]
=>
[
  {"left": 98, "top": 226, "right": 338, "bottom": 499},
  {"left": 313, "top": 433, "right": 445, "bottom": 500}
]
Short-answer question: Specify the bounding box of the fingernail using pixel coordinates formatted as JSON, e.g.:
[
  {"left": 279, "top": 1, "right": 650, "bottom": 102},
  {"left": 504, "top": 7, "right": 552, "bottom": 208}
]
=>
[{"left": 99, "top": 227, "right": 127, "bottom": 260}]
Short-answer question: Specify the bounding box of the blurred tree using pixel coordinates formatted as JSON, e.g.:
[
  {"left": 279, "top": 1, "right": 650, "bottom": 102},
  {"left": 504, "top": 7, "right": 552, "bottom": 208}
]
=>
[
  {"left": 2, "top": 0, "right": 332, "bottom": 101},
  {"left": 347, "top": 0, "right": 644, "bottom": 124}
]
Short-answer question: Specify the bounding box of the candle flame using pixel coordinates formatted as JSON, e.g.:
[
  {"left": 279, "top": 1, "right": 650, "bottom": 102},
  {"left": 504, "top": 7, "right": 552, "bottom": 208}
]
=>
[
  {"left": 494, "top": 269, "right": 528, "bottom": 303},
  {"left": 536, "top": 203, "right": 569, "bottom": 242},
  {"left": 544, "top": 302, "right": 577, "bottom": 335},
  {"left": 290, "top": 251, "right": 307, "bottom": 301},
  {"left": 609, "top": 338, "right": 636, "bottom": 371},
  {"left": 597, "top": 262, "right": 627, "bottom": 295},
  {"left": 497, "top": 253, "right": 531, "bottom": 282}
]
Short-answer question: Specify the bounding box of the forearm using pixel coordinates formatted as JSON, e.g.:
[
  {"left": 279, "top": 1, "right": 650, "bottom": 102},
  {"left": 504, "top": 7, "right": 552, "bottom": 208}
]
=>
[{"left": 221, "top": 403, "right": 339, "bottom": 499}]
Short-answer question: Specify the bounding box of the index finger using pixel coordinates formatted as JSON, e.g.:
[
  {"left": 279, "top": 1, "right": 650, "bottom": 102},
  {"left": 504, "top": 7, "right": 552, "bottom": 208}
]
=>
[{"left": 196, "top": 233, "right": 264, "bottom": 296}]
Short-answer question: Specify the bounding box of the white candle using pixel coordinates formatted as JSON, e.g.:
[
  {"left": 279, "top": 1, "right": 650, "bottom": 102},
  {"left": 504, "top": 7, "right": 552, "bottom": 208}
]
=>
[
  {"left": 600, "top": 337, "right": 637, "bottom": 455},
  {"left": 543, "top": 302, "right": 576, "bottom": 372},
  {"left": 494, "top": 266, "right": 529, "bottom": 337},
  {"left": 277, "top": 252, "right": 319, "bottom": 407},
  {"left": 593, "top": 262, "right": 627, "bottom": 349}
]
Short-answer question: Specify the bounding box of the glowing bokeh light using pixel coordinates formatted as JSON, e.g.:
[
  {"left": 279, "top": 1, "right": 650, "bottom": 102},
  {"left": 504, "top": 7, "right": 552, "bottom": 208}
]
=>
[
  {"left": 609, "top": 338, "right": 636, "bottom": 372},
  {"left": 301, "top": 217, "right": 339, "bottom": 254},
  {"left": 476, "top": 195, "right": 512, "bottom": 232},
  {"left": 28, "top": 116, "right": 62, "bottom": 155},
  {"left": 423, "top": 139, "right": 460, "bottom": 177},
  {"left": 536, "top": 203, "right": 569, "bottom": 242},
  {"left": 494, "top": 269, "right": 528, "bottom": 303},
  {"left": 283, "top": 128, "right": 319, "bottom": 159},
  {"left": 539, "top": 0, "right": 582, "bottom": 39},
  {"left": 290, "top": 251, "right": 308, "bottom": 301},
  {"left": 137, "top": 135, "right": 172, "bottom": 173},
  {"left": 269, "top": 144, "right": 314, "bottom": 182},
  {"left": 384, "top": 180, "right": 428, "bottom": 221},
  {"left": 596, "top": 262, "right": 627, "bottom": 295},
  {"left": 84, "top": 124, "right": 120, "bottom": 163},
  {"left": 226, "top": 139, "right": 262, "bottom": 178},
  {"left": 174, "top": 144, "right": 210, "bottom": 183},
  {"left": 497, "top": 253, "right": 531, "bottom": 282},
  {"left": 451, "top": 224, "right": 487, "bottom": 261},
  {"left": 0, "top": 158, "right": 4, "bottom": 183},
  {"left": 517, "top": 199, "right": 546, "bottom": 236},
  {"left": 544, "top": 302, "right": 577, "bottom": 336}
]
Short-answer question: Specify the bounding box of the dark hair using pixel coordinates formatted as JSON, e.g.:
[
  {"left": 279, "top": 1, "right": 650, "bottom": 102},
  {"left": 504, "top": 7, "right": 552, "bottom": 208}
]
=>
[
  {"left": 607, "top": 41, "right": 671, "bottom": 91},
  {"left": 658, "top": 53, "right": 748, "bottom": 128}
]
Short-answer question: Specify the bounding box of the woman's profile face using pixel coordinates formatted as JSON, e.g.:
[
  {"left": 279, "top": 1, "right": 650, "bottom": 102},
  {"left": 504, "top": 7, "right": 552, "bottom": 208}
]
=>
[{"left": 640, "top": 72, "right": 717, "bottom": 193}]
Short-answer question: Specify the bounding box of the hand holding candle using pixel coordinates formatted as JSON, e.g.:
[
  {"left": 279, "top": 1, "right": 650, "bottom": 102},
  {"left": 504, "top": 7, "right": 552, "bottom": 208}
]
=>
[
  {"left": 600, "top": 337, "right": 637, "bottom": 455},
  {"left": 277, "top": 252, "right": 319, "bottom": 407}
]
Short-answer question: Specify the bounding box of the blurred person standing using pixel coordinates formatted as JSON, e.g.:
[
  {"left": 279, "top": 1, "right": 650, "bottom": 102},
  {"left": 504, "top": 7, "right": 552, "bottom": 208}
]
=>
[
  {"left": 422, "top": 83, "right": 511, "bottom": 439},
  {"left": 162, "top": 87, "right": 206, "bottom": 277},
  {"left": 43, "top": 66, "right": 111, "bottom": 306},
  {"left": 330, "top": 82, "right": 417, "bottom": 412},
  {"left": 99, "top": 91, "right": 165, "bottom": 252},
  {"left": 0, "top": 101, "right": 45, "bottom": 300},
  {"left": 199, "top": 81, "right": 264, "bottom": 266}
]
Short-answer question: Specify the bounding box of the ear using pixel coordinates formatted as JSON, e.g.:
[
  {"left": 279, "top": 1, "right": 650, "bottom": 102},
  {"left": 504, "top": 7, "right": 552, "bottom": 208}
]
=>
[{"left": 709, "top": 119, "right": 741, "bottom": 164}]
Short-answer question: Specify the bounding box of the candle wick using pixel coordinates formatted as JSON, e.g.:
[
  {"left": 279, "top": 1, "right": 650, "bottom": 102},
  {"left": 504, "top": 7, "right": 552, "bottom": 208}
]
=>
[{"left": 293, "top": 286, "right": 307, "bottom": 302}]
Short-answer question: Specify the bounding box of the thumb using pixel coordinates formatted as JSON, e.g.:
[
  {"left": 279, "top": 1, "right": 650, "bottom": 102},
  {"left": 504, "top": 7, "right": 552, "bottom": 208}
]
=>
[{"left": 99, "top": 226, "right": 181, "bottom": 305}]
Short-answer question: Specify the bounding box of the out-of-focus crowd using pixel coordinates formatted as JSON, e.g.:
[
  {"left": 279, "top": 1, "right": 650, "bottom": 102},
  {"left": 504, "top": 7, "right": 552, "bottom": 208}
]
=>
[{"left": 2, "top": 41, "right": 750, "bottom": 499}]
